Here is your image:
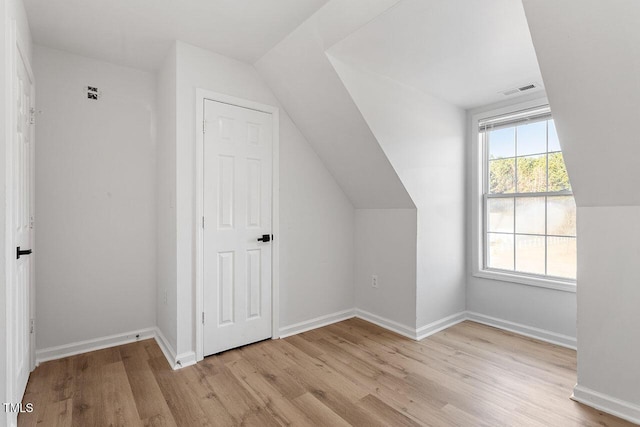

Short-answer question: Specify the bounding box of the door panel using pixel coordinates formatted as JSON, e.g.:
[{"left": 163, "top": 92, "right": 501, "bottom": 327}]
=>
[
  {"left": 12, "top": 50, "right": 33, "bottom": 402},
  {"left": 203, "top": 99, "right": 272, "bottom": 356}
]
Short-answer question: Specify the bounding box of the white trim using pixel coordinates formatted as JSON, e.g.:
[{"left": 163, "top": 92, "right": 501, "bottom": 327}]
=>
[
  {"left": 572, "top": 384, "right": 640, "bottom": 425},
  {"left": 194, "top": 90, "right": 204, "bottom": 362},
  {"left": 416, "top": 311, "right": 467, "bottom": 341},
  {"left": 278, "top": 309, "right": 356, "bottom": 338},
  {"left": 271, "top": 110, "right": 280, "bottom": 339},
  {"left": 194, "top": 89, "right": 280, "bottom": 361},
  {"left": 35, "top": 327, "right": 157, "bottom": 364},
  {"left": 30, "top": 310, "right": 578, "bottom": 373},
  {"left": 34, "top": 327, "right": 195, "bottom": 371},
  {"left": 466, "top": 311, "right": 576, "bottom": 349},
  {"left": 153, "top": 327, "right": 177, "bottom": 369},
  {"left": 355, "top": 309, "right": 416, "bottom": 340},
  {"left": 473, "top": 270, "right": 576, "bottom": 293},
  {"left": 174, "top": 351, "right": 197, "bottom": 369},
  {"left": 278, "top": 309, "right": 572, "bottom": 349},
  {"left": 468, "top": 96, "right": 580, "bottom": 293}
]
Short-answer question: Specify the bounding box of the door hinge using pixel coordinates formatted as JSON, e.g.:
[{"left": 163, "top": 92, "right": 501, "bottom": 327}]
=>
[
  {"left": 30, "top": 319, "right": 34, "bottom": 334},
  {"left": 202, "top": 216, "right": 205, "bottom": 228},
  {"left": 29, "top": 107, "right": 36, "bottom": 125},
  {"left": 203, "top": 120, "right": 206, "bottom": 134},
  {"left": 202, "top": 312, "right": 205, "bottom": 324}
]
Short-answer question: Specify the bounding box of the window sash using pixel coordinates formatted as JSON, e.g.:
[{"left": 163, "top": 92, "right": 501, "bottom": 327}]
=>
[
  {"left": 486, "top": 190, "right": 572, "bottom": 199},
  {"left": 480, "top": 109, "right": 575, "bottom": 281}
]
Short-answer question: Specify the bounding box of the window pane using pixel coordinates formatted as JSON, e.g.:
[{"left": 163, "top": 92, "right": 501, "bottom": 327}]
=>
[
  {"left": 515, "top": 197, "right": 545, "bottom": 234},
  {"left": 547, "top": 196, "right": 576, "bottom": 236},
  {"left": 517, "top": 121, "right": 547, "bottom": 156},
  {"left": 548, "top": 152, "right": 571, "bottom": 192},
  {"left": 515, "top": 235, "right": 545, "bottom": 275},
  {"left": 548, "top": 120, "right": 561, "bottom": 152},
  {"left": 547, "top": 236, "right": 577, "bottom": 279},
  {"left": 517, "top": 155, "right": 547, "bottom": 193},
  {"left": 487, "top": 233, "right": 514, "bottom": 271},
  {"left": 488, "top": 127, "right": 515, "bottom": 159},
  {"left": 489, "top": 158, "right": 515, "bottom": 194},
  {"left": 487, "top": 198, "right": 514, "bottom": 233}
]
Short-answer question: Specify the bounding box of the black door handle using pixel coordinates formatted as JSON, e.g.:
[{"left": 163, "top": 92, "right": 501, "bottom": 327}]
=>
[
  {"left": 257, "top": 234, "right": 271, "bottom": 242},
  {"left": 16, "top": 247, "right": 32, "bottom": 259}
]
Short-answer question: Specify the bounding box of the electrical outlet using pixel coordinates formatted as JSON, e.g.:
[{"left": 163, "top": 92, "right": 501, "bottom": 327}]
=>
[{"left": 372, "top": 274, "right": 379, "bottom": 289}]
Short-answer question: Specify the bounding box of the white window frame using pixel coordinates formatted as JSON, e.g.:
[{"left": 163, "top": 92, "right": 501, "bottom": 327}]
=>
[{"left": 470, "top": 98, "right": 576, "bottom": 293}]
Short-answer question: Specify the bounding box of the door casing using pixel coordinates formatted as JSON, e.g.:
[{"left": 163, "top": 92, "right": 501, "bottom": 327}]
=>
[{"left": 195, "top": 89, "right": 280, "bottom": 362}]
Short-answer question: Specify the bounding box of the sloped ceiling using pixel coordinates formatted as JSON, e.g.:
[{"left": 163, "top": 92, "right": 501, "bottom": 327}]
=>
[
  {"left": 328, "top": 0, "right": 543, "bottom": 109},
  {"left": 523, "top": 0, "right": 640, "bottom": 207},
  {"left": 255, "top": 0, "right": 414, "bottom": 209},
  {"left": 24, "top": 0, "right": 328, "bottom": 70}
]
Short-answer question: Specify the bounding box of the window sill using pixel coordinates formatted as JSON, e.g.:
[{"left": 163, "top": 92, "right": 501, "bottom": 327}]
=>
[{"left": 473, "top": 269, "right": 576, "bottom": 293}]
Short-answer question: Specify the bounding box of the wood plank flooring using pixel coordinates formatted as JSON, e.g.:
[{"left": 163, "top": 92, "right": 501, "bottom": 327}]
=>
[{"left": 19, "top": 319, "right": 634, "bottom": 426}]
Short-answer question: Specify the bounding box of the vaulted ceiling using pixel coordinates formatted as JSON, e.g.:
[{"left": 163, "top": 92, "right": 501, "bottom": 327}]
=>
[
  {"left": 256, "top": 0, "right": 415, "bottom": 209},
  {"left": 24, "top": 0, "right": 328, "bottom": 70},
  {"left": 328, "top": 0, "right": 543, "bottom": 109},
  {"left": 24, "top": 0, "right": 547, "bottom": 209}
]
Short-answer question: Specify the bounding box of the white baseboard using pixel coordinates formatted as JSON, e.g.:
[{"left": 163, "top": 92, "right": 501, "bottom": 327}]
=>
[
  {"left": 572, "top": 384, "right": 640, "bottom": 425},
  {"left": 154, "top": 327, "right": 179, "bottom": 369},
  {"left": 34, "top": 326, "right": 189, "bottom": 371},
  {"left": 354, "top": 309, "right": 416, "bottom": 340},
  {"left": 174, "top": 351, "right": 197, "bottom": 369},
  {"left": 416, "top": 311, "right": 467, "bottom": 341},
  {"left": 466, "top": 311, "right": 577, "bottom": 349},
  {"left": 33, "top": 310, "right": 578, "bottom": 375},
  {"left": 153, "top": 328, "right": 195, "bottom": 370},
  {"left": 278, "top": 308, "right": 355, "bottom": 338},
  {"left": 35, "top": 327, "right": 157, "bottom": 364}
]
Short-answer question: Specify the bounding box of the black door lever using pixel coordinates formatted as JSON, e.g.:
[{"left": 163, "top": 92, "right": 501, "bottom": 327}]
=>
[
  {"left": 16, "top": 247, "right": 32, "bottom": 259},
  {"left": 257, "top": 234, "right": 271, "bottom": 242}
]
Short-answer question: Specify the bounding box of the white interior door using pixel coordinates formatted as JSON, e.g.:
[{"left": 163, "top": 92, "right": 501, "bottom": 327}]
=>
[
  {"left": 203, "top": 99, "right": 273, "bottom": 356},
  {"left": 11, "top": 48, "right": 34, "bottom": 403}
]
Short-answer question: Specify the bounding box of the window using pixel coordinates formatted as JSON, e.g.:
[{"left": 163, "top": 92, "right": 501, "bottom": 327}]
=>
[{"left": 479, "top": 105, "right": 576, "bottom": 283}]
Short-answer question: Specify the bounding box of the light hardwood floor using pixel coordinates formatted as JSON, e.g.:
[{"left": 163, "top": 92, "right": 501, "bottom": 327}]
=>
[{"left": 19, "top": 319, "right": 634, "bottom": 426}]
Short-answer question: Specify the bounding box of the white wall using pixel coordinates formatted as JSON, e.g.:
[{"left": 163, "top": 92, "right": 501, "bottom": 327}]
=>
[
  {"left": 278, "top": 112, "right": 355, "bottom": 328},
  {"left": 355, "top": 209, "right": 417, "bottom": 328},
  {"left": 523, "top": 0, "right": 640, "bottom": 419},
  {"left": 576, "top": 206, "right": 640, "bottom": 408},
  {"left": 329, "top": 57, "right": 467, "bottom": 329},
  {"left": 171, "top": 41, "right": 355, "bottom": 356},
  {"left": 156, "top": 44, "right": 178, "bottom": 353},
  {"left": 2, "top": 0, "right": 32, "bottom": 425},
  {"left": 523, "top": 0, "right": 640, "bottom": 208},
  {"left": 466, "top": 277, "right": 576, "bottom": 338},
  {"left": 33, "top": 46, "right": 157, "bottom": 351}
]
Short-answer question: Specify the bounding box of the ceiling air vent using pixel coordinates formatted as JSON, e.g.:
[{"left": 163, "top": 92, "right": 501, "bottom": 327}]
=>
[{"left": 501, "top": 83, "right": 539, "bottom": 96}]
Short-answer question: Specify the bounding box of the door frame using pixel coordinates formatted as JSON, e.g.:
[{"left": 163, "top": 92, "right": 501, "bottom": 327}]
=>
[{"left": 194, "top": 89, "right": 280, "bottom": 361}]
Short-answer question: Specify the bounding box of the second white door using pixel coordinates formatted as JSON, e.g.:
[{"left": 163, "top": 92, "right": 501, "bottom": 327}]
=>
[
  {"left": 203, "top": 99, "right": 273, "bottom": 356},
  {"left": 11, "top": 45, "right": 34, "bottom": 404}
]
